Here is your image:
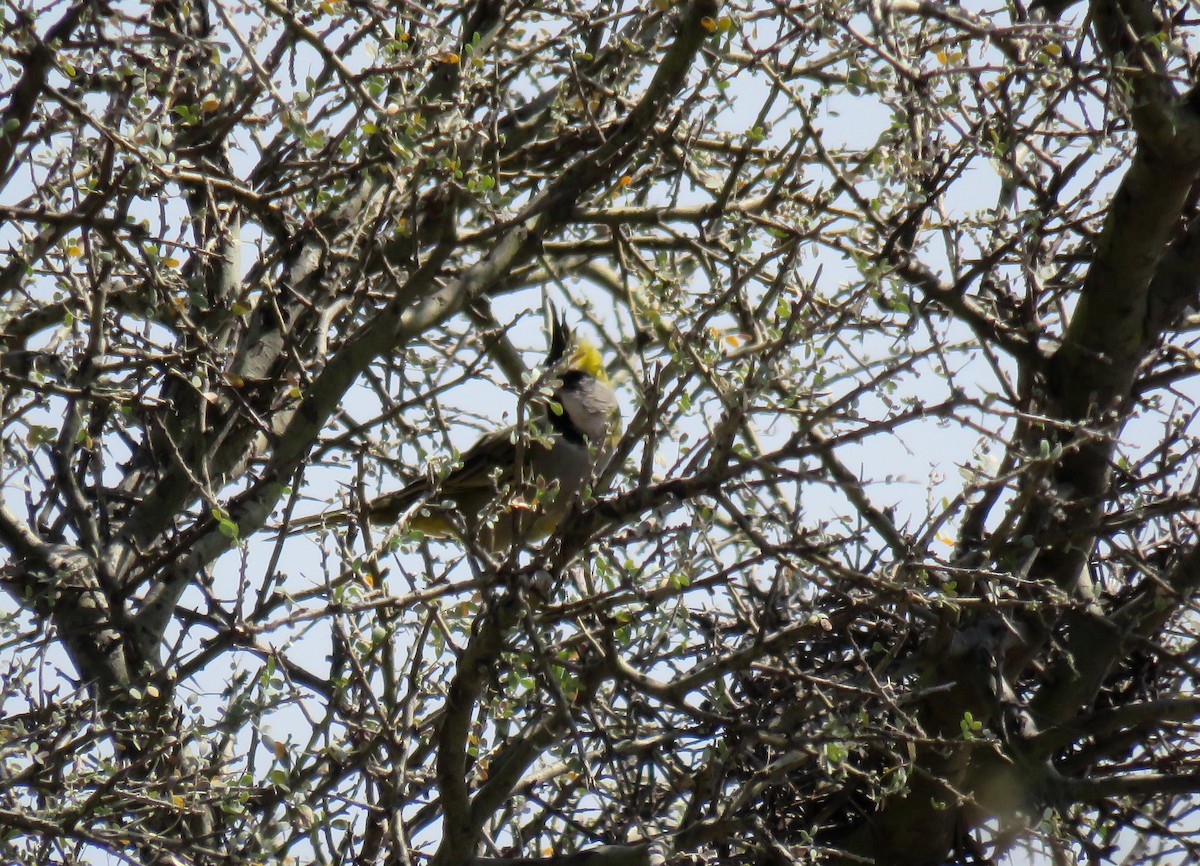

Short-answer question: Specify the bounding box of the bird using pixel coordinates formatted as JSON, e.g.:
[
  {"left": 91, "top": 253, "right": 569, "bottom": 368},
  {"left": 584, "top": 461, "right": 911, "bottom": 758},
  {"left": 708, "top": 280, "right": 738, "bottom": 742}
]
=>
[{"left": 285, "top": 311, "right": 620, "bottom": 552}]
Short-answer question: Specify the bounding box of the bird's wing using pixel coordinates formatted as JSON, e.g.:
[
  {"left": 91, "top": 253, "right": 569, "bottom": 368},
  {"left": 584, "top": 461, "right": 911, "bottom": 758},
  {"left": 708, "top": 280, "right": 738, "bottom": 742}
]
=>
[
  {"left": 284, "top": 424, "right": 550, "bottom": 533},
  {"left": 436, "top": 426, "right": 530, "bottom": 494},
  {"left": 365, "top": 426, "right": 522, "bottom": 524}
]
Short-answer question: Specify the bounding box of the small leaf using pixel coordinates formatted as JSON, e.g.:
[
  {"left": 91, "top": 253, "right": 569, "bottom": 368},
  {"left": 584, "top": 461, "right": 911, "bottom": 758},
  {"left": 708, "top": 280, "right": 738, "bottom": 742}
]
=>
[{"left": 26, "top": 425, "right": 56, "bottom": 446}]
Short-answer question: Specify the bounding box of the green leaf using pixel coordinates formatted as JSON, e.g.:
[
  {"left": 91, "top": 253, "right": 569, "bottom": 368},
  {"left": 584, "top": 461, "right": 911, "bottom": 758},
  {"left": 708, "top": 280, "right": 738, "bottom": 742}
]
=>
[{"left": 26, "top": 425, "right": 56, "bottom": 446}]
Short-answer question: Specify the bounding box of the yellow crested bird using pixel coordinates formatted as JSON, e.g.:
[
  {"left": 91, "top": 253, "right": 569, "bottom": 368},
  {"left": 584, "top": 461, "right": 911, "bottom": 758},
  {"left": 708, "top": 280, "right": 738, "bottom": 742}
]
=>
[{"left": 287, "top": 312, "right": 620, "bottom": 551}]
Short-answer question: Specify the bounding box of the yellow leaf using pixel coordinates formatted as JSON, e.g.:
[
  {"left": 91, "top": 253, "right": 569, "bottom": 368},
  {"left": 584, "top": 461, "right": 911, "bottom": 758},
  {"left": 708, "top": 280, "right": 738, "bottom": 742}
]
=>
[
  {"left": 700, "top": 16, "right": 717, "bottom": 32},
  {"left": 200, "top": 96, "right": 220, "bottom": 113},
  {"left": 172, "top": 795, "right": 185, "bottom": 809},
  {"left": 164, "top": 257, "right": 181, "bottom": 267},
  {"left": 440, "top": 52, "right": 460, "bottom": 64}
]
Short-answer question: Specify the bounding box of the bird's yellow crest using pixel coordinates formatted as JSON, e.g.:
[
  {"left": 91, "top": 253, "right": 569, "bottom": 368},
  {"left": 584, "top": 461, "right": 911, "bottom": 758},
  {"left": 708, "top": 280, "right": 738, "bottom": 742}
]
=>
[{"left": 568, "top": 338, "right": 607, "bottom": 381}]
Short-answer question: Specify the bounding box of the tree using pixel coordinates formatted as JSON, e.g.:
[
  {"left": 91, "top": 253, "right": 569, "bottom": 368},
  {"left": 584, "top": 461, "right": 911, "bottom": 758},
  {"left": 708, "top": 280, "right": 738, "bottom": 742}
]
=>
[{"left": 3, "top": 0, "right": 1200, "bottom": 863}]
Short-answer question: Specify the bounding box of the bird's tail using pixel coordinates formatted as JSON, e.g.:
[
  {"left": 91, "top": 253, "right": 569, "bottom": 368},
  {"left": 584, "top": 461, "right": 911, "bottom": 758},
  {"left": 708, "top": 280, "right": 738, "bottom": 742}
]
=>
[{"left": 272, "top": 480, "right": 433, "bottom": 538}]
